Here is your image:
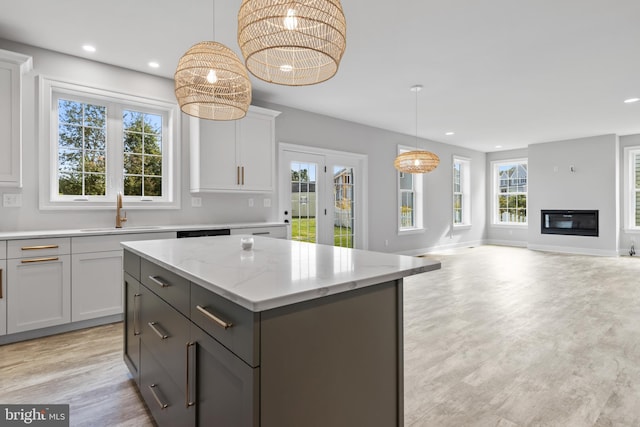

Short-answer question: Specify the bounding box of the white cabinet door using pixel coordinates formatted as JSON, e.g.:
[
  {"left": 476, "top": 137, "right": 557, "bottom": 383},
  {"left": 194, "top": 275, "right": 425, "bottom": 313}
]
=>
[
  {"left": 190, "top": 118, "right": 238, "bottom": 192},
  {"left": 190, "top": 106, "right": 280, "bottom": 193},
  {"left": 71, "top": 250, "right": 123, "bottom": 322},
  {"left": 0, "top": 50, "right": 32, "bottom": 188},
  {"left": 0, "top": 258, "right": 6, "bottom": 336},
  {"left": 238, "top": 111, "right": 276, "bottom": 192},
  {"left": 7, "top": 255, "right": 71, "bottom": 333}
]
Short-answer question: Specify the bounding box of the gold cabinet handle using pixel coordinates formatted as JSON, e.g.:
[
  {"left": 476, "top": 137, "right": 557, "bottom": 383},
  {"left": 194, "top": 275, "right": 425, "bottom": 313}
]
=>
[
  {"left": 185, "top": 342, "right": 196, "bottom": 407},
  {"left": 148, "top": 321, "right": 168, "bottom": 339},
  {"left": 21, "top": 245, "right": 59, "bottom": 250},
  {"left": 196, "top": 305, "right": 233, "bottom": 330},
  {"left": 21, "top": 257, "right": 59, "bottom": 264},
  {"left": 241, "top": 166, "right": 245, "bottom": 185},
  {"left": 0, "top": 268, "right": 3, "bottom": 299},
  {"left": 133, "top": 292, "right": 141, "bottom": 336},
  {"left": 148, "top": 275, "right": 170, "bottom": 288},
  {"left": 149, "top": 384, "right": 169, "bottom": 410},
  {"left": 237, "top": 166, "right": 240, "bottom": 185}
]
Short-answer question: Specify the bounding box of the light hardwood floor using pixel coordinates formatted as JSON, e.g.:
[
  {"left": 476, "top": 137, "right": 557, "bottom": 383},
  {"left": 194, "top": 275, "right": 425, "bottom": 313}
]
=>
[{"left": 1, "top": 245, "right": 639, "bottom": 426}]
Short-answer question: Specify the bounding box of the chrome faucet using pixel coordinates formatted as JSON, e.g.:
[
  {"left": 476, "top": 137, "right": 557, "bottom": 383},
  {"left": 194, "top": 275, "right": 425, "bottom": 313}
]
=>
[{"left": 116, "top": 192, "right": 127, "bottom": 228}]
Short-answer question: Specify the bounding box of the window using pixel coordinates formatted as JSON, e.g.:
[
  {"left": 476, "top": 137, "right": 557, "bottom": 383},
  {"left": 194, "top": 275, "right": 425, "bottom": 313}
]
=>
[
  {"left": 397, "top": 146, "right": 423, "bottom": 232},
  {"left": 624, "top": 147, "right": 640, "bottom": 230},
  {"left": 453, "top": 156, "right": 471, "bottom": 226},
  {"left": 492, "top": 159, "right": 527, "bottom": 225},
  {"left": 39, "top": 77, "right": 180, "bottom": 209}
]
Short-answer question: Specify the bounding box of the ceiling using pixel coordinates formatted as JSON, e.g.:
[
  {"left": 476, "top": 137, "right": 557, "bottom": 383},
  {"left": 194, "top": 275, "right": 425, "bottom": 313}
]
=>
[{"left": 1, "top": 0, "right": 639, "bottom": 153}]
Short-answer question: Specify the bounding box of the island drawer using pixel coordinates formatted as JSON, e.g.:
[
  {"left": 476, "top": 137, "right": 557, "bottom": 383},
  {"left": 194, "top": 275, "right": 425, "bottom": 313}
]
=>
[
  {"left": 8, "top": 237, "right": 71, "bottom": 259},
  {"left": 123, "top": 251, "right": 140, "bottom": 280},
  {"left": 140, "top": 285, "right": 191, "bottom": 392},
  {"left": 190, "top": 283, "right": 260, "bottom": 367},
  {"left": 141, "top": 259, "right": 190, "bottom": 316},
  {"left": 140, "top": 340, "right": 195, "bottom": 427}
]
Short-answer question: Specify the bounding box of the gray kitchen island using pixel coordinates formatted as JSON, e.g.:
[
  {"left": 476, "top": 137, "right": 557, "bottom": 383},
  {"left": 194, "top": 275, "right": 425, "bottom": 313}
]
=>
[{"left": 122, "top": 235, "right": 440, "bottom": 427}]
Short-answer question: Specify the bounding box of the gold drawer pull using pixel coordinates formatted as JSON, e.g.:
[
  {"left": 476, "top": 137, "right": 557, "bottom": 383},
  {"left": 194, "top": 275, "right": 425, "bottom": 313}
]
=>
[
  {"left": 21, "top": 245, "right": 59, "bottom": 251},
  {"left": 149, "top": 384, "right": 169, "bottom": 410},
  {"left": 21, "top": 257, "right": 59, "bottom": 264},
  {"left": 196, "top": 305, "right": 233, "bottom": 330},
  {"left": 148, "top": 322, "right": 169, "bottom": 339},
  {"left": 148, "top": 275, "right": 170, "bottom": 288}
]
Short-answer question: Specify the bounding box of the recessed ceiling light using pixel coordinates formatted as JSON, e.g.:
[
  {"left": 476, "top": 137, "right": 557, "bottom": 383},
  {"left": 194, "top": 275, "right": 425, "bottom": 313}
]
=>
[
  {"left": 624, "top": 98, "right": 639, "bottom": 104},
  {"left": 495, "top": 145, "right": 503, "bottom": 149},
  {"left": 82, "top": 45, "right": 96, "bottom": 53},
  {"left": 148, "top": 62, "right": 160, "bottom": 68},
  {"left": 445, "top": 132, "right": 454, "bottom": 136}
]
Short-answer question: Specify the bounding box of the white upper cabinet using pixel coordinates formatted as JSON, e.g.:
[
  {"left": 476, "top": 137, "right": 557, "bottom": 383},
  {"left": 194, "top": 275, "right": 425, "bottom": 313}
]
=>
[
  {"left": 0, "top": 49, "right": 32, "bottom": 188},
  {"left": 190, "top": 105, "right": 281, "bottom": 193}
]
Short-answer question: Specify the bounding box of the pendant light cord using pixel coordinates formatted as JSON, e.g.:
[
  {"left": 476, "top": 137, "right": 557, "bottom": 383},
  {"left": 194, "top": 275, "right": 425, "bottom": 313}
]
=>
[{"left": 415, "top": 87, "right": 419, "bottom": 150}]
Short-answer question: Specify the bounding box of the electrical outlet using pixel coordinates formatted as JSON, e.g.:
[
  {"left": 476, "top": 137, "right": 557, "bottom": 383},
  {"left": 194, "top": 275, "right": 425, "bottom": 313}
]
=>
[
  {"left": 191, "top": 197, "right": 202, "bottom": 208},
  {"left": 3, "top": 193, "right": 22, "bottom": 208},
  {"left": 248, "top": 198, "right": 254, "bottom": 207},
  {"left": 263, "top": 198, "right": 271, "bottom": 208}
]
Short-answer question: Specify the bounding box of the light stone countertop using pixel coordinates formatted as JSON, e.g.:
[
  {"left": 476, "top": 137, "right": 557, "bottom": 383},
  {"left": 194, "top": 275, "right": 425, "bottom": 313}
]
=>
[
  {"left": 0, "top": 222, "right": 287, "bottom": 240},
  {"left": 122, "top": 235, "right": 441, "bottom": 312}
]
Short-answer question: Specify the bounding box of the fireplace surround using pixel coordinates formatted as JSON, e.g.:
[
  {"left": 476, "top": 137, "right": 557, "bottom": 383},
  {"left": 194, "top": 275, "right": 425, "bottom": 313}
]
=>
[{"left": 541, "top": 210, "right": 599, "bottom": 237}]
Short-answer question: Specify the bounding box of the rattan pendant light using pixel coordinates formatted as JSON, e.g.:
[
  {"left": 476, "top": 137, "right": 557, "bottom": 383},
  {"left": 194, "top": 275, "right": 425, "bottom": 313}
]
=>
[
  {"left": 237, "top": 0, "right": 347, "bottom": 86},
  {"left": 174, "top": 2, "right": 251, "bottom": 120},
  {"left": 394, "top": 85, "right": 440, "bottom": 174}
]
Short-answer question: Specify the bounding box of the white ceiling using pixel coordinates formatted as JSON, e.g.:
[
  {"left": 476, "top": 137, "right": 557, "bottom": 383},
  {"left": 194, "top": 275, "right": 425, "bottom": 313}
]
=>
[{"left": 1, "top": 0, "right": 639, "bottom": 152}]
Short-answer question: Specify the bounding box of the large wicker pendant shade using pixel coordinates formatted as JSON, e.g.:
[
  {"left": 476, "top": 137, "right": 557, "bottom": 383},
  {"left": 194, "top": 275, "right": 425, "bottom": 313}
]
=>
[
  {"left": 237, "top": 0, "right": 347, "bottom": 86},
  {"left": 394, "top": 85, "right": 440, "bottom": 174},
  {"left": 174, "top": 41, "right": 252, "bottom": 121}
]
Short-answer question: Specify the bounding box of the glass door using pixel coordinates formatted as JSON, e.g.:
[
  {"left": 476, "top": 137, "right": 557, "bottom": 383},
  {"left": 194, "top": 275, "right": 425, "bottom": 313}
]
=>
[
  {"left": 281, "top": 147, "right": 364, "bottom": 248},
  {"left": 283, "top": 151, "right": 325, "bottom": 244}
]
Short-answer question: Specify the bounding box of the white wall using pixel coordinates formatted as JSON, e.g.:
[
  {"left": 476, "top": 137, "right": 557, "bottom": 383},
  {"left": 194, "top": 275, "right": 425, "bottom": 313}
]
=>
[
  {"left": 486, "top": 136, "right": 621, "bottom": 255},
  {"left": 0, "top": 39, "right": 486, "bottom": 254}
]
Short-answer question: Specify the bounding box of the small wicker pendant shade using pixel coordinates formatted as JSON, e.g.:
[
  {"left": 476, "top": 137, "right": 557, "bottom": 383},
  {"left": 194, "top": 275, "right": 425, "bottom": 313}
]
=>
[
  {"left": 237, "top": 0, "right": 347, "bottom": 86},
  {"left": 394, "top": 85, "right": 440, "bottom": 174},
  {"left": 174, "top": 41, "right": 252, "bottom": 121},
  {"left": 394, "top": 151, "right": 440, "bottom": 174}
]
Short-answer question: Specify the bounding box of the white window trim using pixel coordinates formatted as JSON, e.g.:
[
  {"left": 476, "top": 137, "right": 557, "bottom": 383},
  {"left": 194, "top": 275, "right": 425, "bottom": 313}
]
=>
[
  {"left": 453, "top": 155, "right": 471, "bottom": 227},
  {"left": 491, "top": 158, "right": 528, "bottom": 227},
  {"left": 397, "top": 145, "right": 425, "bottom": 235},
  {"left": 38, "top": 76, "right": 181, "bottom": 210},
  {"left": 623, "top": 146, "right": 640, "bottom": 232}
]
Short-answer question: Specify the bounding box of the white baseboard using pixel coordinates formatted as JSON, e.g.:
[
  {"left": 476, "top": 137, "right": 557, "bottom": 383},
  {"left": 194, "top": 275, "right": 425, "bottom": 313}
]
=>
[{"left": 527, "top": 244, "right": 618, "bottom": 257}]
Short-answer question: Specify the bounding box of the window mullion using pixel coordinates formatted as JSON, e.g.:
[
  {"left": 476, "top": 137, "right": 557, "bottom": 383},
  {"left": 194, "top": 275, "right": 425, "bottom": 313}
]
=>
[{"left": 108, "top": 103, "right": 123, "bottom": 199}]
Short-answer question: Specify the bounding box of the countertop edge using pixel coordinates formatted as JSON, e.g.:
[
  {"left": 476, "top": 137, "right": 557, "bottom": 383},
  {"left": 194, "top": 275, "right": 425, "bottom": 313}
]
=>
[
  {"left": 0, "top": 222, "right": 288, "bottom": 240},
  {"left": 122, "top": 241, "right": 442, "bottom": 312}
]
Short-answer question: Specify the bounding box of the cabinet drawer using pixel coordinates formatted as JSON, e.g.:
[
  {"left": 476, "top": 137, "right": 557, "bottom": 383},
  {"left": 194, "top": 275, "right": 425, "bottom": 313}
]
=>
[
  {"left": 123, "top": 251, "right": 141, "bottom": 280},
  {"left": 230, "top": 226, "right": 286, "bottom": 239},
  {"left": 72, "top": 232, "right": 176, "bottom": 254},
  {"left": 141, "top": 259, "right": 189, "bottom": 316},
  {"left": 140, "top": 340, "right": 195, "bottom": 427},
  {"left": 8, "top": 238, "right": 71, "bottom": 258},
  {"left": 141, "top": 286, "right": 191, "bottom": 391},
  {"left": 191, "top": 283, "right": 260, "bottom": 367}
]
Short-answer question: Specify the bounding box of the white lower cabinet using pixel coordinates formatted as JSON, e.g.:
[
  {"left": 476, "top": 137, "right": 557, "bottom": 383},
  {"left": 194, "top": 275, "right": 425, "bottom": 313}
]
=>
[
  {"left": 1, "top": 241, "right": 7, "bottom": 335},
  {"left": 71, "top": 250, "right": 123, "bottom": 321},
  {"left": 7, "top": 255, "right": 71, "bottom": 334}
]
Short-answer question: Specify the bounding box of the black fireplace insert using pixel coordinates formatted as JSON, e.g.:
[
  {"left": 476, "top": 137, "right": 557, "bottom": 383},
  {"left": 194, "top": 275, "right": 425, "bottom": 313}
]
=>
[{"left": 541, "top": 210, "right": 598, "bottom": 237}]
